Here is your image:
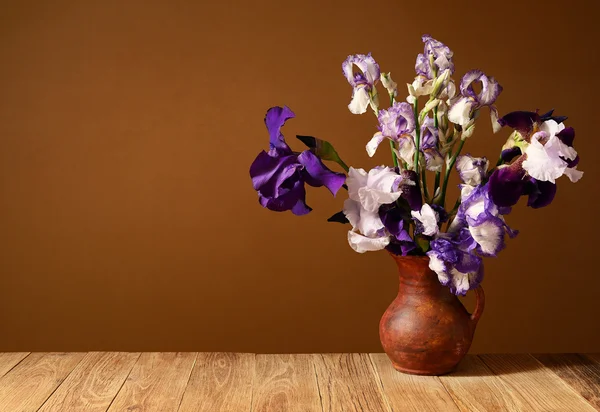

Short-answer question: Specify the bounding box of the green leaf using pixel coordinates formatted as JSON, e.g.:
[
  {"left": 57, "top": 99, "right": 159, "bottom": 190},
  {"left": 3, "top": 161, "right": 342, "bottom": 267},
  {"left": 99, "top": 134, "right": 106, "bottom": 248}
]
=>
[{"left": 296, "top": 135, "right": 349, "bottom": 172}]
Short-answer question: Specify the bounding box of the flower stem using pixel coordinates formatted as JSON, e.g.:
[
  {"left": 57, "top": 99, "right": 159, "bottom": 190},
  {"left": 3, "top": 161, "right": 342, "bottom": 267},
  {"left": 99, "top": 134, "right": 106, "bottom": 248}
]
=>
[
  {"left": 422, "top": 168, "right": 430, "bottom": 201},
  {"left": 337, "top": 158, "right": 350, "bottom": 172},
  {"left": 413, "top": 102, "right": 421, "bottom": 172},
  {"left": 389, "top": 140, "right": 399, "bottom": 168},
  {"left": 388, "top": 95, "right": 400, "bottom": 169},
  {"left": 433, "top": 106, "right": 441, "bottom": 195},
  {"left": 439, "top": 138, "right": 466, "bottom": 208}
]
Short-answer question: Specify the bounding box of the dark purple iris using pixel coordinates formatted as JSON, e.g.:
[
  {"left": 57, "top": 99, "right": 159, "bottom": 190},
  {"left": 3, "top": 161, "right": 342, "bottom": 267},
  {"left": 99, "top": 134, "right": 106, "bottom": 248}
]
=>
[
  {"left": 249, "top": 106, "right": 346, "bottom": 215},
  {"left": 378, "top": 203, "right": 416, "bottom": 256},
  {"left": 488, "top": 165, "right": 556, "bottom": 209}
]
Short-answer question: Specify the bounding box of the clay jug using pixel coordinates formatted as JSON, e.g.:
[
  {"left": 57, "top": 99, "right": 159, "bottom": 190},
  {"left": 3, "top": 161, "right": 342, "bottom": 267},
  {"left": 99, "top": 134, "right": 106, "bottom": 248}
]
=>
[{"left": 379, "top": 255, "right": 485, "bottom": 375}]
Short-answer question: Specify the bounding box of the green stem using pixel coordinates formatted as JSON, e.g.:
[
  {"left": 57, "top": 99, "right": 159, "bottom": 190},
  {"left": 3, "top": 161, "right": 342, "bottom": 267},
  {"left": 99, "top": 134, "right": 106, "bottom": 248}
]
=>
[
  {"left": 336, "top": 158, "right": 350, "bottom": 173},
  {"left": 433, "top": 106, "right": 441, "bottom": 196},
  {"left": 412, "top": 102, "right": 421, "bottom": 172},
  {"left": 439, "top": 139, "right": 466, "bottom": 208},
  {"left": 389, "top": 140, "right": 399, "bottom": 168},
  {"left": 388, "top": 95, "right": 399, "bottom": 169},
  {"left": 422, "top": 169, "right": 430, "bottom": 201}
]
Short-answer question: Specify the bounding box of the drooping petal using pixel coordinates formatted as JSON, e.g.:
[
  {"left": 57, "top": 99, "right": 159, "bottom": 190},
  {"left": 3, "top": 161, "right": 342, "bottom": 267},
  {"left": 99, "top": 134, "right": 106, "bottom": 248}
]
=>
[
  {"left": 448, "top": 96, "right": 476, "bottom": 127},
  {"left": 343, "top": 198, "right": 361, "bottom": 229},
  {"left": 468, "top": 216, "right": 506, "bottom": 256},
  {"left": 525, "top": 178, "right": 556, "bottom": 209},
  {"left": 564, "top": 166, "right": 584, "bottom": 182},
  {"left": 346, "top": 167, "right": 369, "bottom": 202},
  {"left": 379, "top": 204, "right": 412, "bottom": 242},
  {"left": 557, "top": 127, "right": 575, "bottom": 147},
  {"left": 265, "top": 106, "right": 295, "bottom": 152},
  {"left": 411, "top": 203, "right": 439, "bottom": 236},
  {"left": 366, "top": 132, "right": 386, "bottom": 157},
  {"left": 297, "top": 150, "right": 346, "bottom": 195},
  {"left": 347, "top": 230, "right": 390, "bottom": 253},
  {"left": 522, "top": 132, "right": 569, "bottom": 183},
  {"left": 399, "top": 170, "right": 423, "bottom": 211},
  {"left": 396, "top": 136, "right": 416, "bottom": 166},
  {"left": 348, "top": 86, "right": 371, "bottom": 114},
  {"left": 488, "top": 166, "right": 526, "bottom": 207},
  {"left": 259, "top": 177, "right": 310, "bottom": 215}
]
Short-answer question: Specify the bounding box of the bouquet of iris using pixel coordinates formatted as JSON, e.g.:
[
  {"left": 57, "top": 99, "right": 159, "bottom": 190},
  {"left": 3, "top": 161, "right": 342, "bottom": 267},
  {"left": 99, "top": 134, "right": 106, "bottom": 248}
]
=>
[{"left": 249, "top": 35, "right": 583, "bottom": 297}]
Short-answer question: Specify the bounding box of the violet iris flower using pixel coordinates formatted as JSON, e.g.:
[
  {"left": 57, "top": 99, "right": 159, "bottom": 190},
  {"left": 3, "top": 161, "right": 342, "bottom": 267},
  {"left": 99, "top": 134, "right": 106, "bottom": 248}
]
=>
[
  {"left": 448, "top": 70, "right": 503, "bottom": 132},
  {"left": 427, "top": 230, "right": 484, "bottom": 296},
  {"left": 489, "top": 110, "right": 582, "bottom": 208},
  {"left": 342, "top": 53, "right": 380, "bottom": 115},
  {"left": 249, "top": 106, "right": 346, "bottom": 215},
  {"left": 366, "top": 101, "right": 415, "bottom": 157},
  {"left": 415, "top": 34, "right": 455, "bottom": 79}
]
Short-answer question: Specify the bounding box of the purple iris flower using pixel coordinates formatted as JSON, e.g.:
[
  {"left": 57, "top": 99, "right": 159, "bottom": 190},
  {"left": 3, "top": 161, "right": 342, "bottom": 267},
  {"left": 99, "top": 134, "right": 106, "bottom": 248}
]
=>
[
  {"left": 342, "top": 53, "right": 380, "bottom": 114},
  {"left": 378, "top": 203, "right": 417, "bottom": 256},
  {"left": 489, "top": 109, "right": 579, "bottom": 208},
  {"left": 448, "top": 70, "right": 503, "bottom": 132},
  {"left": 419, "top": 117, "right": 444, "bottom": 172},
  {"left": 415, "top": 34, "right": 455, "bottom": 79},
  {"left": 489, "top": 163, "right": 557, "bottom": 209},
  {"left": 452, "top": 184, "right": 518, "bottom": 257},
  {"left": 427, "top": 231, "right": 484, "bottom": 296},
  {"left": 249, "top": 106, "right": 346, "bottom": 215},
  {"left": 366, "top": 102, "right": 415, "bottom": 157}
]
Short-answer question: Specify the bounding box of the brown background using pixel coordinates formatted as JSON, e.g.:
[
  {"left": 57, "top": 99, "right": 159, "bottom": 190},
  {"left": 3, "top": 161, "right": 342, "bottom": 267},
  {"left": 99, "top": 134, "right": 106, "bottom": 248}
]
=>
[{"left": 1, "top": 0, "right": 598, "bottom": 353}]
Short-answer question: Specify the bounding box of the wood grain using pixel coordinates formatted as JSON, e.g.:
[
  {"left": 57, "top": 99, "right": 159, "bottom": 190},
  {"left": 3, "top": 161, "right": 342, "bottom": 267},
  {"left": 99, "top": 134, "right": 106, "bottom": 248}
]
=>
[
  {"left": 38, "top": 352, "right": 140, "bottom": 412},
  {"left": 313, "top": 353, "right": 389, "bottom": 412},
  {"left": 480, "top": 354, "right": 596, "bottom": 412},
  {"left": 0, "top": 352, "right": 29, "bottom": 377},
  {"left": 585, "top": 353, "right": 600, "bottom": 365},
  {"left": 439, "top": 355, "right": 533, "bottom": 411},
  {"left": 251, "top": 354, "right": 321, "bottom": 412},
  {"left": 178, "top": 352, "right": 254, "bottom": 412},
  {"left": 534, "top": 353, "right": 600, "bottom": 410},
  {"left": 369, "top": 353, "right": 459, "bottom": 411},
  {"left": 107, "top": 352, "right": 196, "bottom": 412},
  {"left": 0, "top": 352, "right": 85, "bottom": 411}
]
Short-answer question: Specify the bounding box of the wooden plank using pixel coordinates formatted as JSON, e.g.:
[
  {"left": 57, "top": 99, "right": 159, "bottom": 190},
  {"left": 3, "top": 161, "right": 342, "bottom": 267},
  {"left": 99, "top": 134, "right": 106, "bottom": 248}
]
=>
[
  {"left": 479, "top": 354, "right": 596, "bottom": 411},
  {"left": 0, "top": 352, "right": 29, "bottom": 377},
  {"left": 107, "top": 352, "right": 196, "bottom": 412},
  {"left": 534, "top": 354, "right": 600, "bottom": 410},
  {"left": 0, "top": 352, "right": 85, "bottom": 411},
  {"left": 369, "top": 353, "right": 459, "bottom": 411},
  {"left": 38, "top": 352, "right": 140, "bottom": 412},
  {"left": 585, "top": 353, "right": 600, "bottom": 365},
  {"left": 439, "top": 355, "right": 533, "bottom": 411},
  {"left": 178, "top": 352, "right": 254, "bottom": 412},
  {"left": 251, "top": 354, "right": 321, "bottom": 412},
  {"left": 313, "top": 353, "right": 389, "bottom": 412}
]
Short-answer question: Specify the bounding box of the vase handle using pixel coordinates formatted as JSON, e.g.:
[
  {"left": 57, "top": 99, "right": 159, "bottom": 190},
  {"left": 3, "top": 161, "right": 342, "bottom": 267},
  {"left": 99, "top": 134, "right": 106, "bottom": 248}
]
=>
[{"left": 470, "top": 285, "right": 485, "bottom": 325}]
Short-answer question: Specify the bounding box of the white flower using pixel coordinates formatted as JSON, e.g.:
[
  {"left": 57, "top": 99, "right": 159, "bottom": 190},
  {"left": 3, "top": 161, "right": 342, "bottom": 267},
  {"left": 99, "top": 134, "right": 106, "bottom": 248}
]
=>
[
  {"left": 343, "top": 167, "right": 402, "bottom": 253},
  {"left": 522, "top": 131, "right": 579, "bottom": 184},
  {"left": 455, "top": 154, "right": 489, "bottom": 186},
  {"left": 447, "top": 96, "right": 476, "bottom": 127},
  {"left": 411, "top": 203, "right": 439, "bottom": 236}
]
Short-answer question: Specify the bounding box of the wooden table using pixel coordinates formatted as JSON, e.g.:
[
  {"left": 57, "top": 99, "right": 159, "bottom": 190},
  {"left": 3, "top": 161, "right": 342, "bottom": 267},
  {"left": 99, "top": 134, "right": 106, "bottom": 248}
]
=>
[{"left": 0, "top": 353, "right": 599, "bottom": 411}]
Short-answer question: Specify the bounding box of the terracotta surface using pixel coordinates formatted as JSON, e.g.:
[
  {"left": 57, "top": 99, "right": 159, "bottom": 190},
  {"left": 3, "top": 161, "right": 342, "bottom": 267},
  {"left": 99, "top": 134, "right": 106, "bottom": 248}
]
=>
[
  {"left": 0, "top": 0, "right": 599, "bottom": 352},
  {"left": 380, "top": 255, "right": 484, "bottom": 375}
]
